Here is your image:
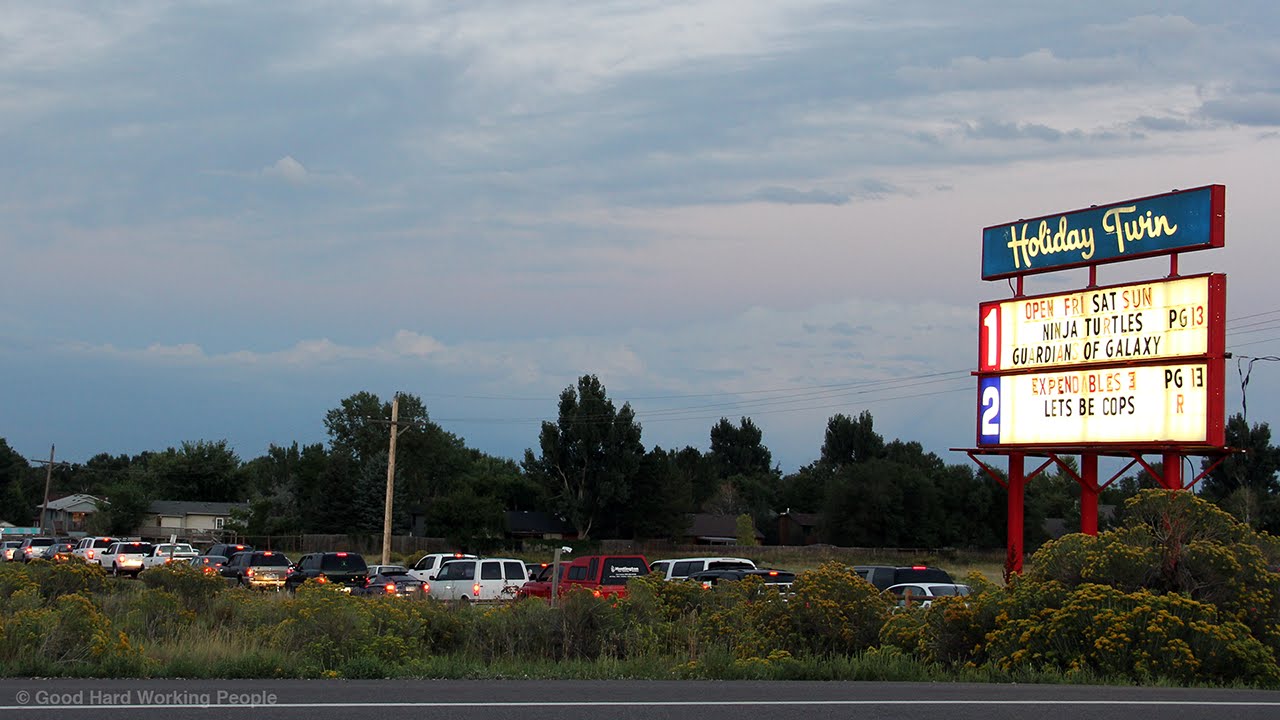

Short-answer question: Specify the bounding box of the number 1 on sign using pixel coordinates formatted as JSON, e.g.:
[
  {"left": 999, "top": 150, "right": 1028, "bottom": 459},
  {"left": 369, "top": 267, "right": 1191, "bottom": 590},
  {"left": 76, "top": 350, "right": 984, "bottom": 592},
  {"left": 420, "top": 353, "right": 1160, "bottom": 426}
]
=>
[{"left": 980, "top": 306, "right": 1000, "bottom": 372}]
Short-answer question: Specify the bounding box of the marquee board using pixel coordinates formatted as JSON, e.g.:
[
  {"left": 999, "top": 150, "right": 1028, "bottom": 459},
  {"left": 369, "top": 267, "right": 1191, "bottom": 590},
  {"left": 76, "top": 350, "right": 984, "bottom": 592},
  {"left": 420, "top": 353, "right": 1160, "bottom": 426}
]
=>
[
  {"left": 978, "top": 274, "right": 1225, "bottom": 373},
  {"left": 976, "top": 361, "right": 1224, "bottom": 448}
]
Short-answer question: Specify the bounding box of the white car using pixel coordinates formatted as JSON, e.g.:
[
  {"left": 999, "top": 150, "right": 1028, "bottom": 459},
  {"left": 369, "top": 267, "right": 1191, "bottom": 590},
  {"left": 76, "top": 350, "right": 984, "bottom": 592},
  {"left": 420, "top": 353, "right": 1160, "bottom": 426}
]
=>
[
  {"left": 408, "top": 552, "right": 477, "bottom": 583},
  {"left": 142, "top": 543, "right": 200, "bottom": 570},
  {"left": 72, "top": 536, "right": 120, "bottom": 565},
  {"left": 649, "top": 556, "right": 756, "bottom": 581},
  {"left": 98, "top": 541, "right": 155, "bottom": 577},
  {"left": 885, "top": 582, "right": 972, "bottom": 609},
  {"left": 424, "top": 557, "right": 528, "bottom": 603}
]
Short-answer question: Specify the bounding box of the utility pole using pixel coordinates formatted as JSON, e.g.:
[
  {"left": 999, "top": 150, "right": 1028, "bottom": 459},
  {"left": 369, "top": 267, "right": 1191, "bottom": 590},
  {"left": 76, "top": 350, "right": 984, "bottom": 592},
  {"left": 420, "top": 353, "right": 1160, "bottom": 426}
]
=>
[
  {"left": 381, "top": 395, "right": 400, "bottom": 566},
  {"left": 39, "top": 445, "right": 54, "bottom": 534}
]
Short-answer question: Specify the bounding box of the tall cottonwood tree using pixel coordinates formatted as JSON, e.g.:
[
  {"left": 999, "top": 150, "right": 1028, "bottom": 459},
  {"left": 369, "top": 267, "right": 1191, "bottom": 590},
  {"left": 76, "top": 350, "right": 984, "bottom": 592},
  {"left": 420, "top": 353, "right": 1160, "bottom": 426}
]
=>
[{"left": 523, "top": 375, "right": 644, "bottom": 540}]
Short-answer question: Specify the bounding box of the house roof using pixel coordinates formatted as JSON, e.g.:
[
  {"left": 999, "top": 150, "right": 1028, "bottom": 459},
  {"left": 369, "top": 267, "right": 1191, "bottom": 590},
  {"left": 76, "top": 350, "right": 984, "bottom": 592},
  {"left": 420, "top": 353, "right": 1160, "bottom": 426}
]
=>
[
  {"left": 505, "top": 511, "right": 576, "bottom": 536},
  {"left": 147, "top": 500, "right": 247, "bottom": 517},
  {"left": 685, "top": 513, "right": 764, "bottom": 540},
  {"left": 40, "top": 494, "right": 104, "bottom": 513},
  {"left": 780, "top": 511, "right": 821, "bottom": 527}
]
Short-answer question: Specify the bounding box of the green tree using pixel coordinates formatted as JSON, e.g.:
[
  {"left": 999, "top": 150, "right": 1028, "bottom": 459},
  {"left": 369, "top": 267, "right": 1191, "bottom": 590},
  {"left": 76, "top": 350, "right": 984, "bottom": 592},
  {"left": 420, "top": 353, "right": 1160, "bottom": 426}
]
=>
[
  {"left": 0, "top": 439, "right": 34, "bottom": 525},
  {"left": 622, "top": 447, "right": 694, "bottom": 540},
  {"left": 148, "top": 440, "right": 244, "bottom": 502},
  {"left": 1200, "top": 414, "right": 1280, "bottom": 531},
  {"left": 705, "top": 417, "right": 781, "bottom": 540},
  {"left": 522, "top": 375, "right": 644, "bottom": 540},
  {"left": 819, "top": 411, "right": 884, "bottom": 467}
]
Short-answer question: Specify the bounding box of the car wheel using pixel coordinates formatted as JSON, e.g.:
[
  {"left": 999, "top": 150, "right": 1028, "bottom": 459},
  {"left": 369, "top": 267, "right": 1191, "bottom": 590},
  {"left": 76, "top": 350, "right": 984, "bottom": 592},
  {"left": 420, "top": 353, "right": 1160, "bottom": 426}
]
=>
[{"left": 458, "top": 595, "right": 472, "bottom": 606}]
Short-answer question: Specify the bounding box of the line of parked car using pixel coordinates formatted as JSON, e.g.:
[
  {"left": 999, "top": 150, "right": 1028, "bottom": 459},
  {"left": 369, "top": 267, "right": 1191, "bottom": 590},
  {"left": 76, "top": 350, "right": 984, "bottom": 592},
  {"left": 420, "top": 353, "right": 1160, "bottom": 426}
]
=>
[{"left": 2, "top": 535, "right": 970, "bottom": 606}]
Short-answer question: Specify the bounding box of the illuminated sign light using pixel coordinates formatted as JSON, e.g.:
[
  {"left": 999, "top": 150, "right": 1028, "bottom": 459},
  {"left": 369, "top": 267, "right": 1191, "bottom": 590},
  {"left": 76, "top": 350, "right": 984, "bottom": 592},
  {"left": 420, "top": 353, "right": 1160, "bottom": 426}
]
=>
[
  {"left": 978, "top": 275, "right": 1225, "bottom": 373},
  {"left": 977, "top": 362, "right": 1223, "bottom": 447},
  {"left": 981, "top": 185, "right": 1224, "bottom": 280}
]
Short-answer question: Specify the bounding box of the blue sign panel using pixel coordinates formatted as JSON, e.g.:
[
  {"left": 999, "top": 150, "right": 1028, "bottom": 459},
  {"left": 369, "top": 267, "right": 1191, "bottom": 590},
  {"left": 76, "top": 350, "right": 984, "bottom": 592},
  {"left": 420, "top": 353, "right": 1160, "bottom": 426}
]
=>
[{"left": 982, "top": 185, "right": 1224, "bottom": 280}]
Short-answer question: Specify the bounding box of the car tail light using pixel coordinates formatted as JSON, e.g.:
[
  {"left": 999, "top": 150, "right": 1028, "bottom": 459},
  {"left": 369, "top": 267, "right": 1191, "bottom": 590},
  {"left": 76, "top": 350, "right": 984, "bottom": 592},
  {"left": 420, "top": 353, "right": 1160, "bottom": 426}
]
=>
[
  {"left": 317, "top": 574, "right": 328, "bottom": 584},
  {"left": 593, "top": 590, "right": 601, "bottom": 597},
  {"left": 420, "top": 583, "right": 428, "bottom": 593},
  {"left": 472, "top": 583, "right": 481, "bottom": 596},
  {"left": 87, "top": 550, "right": 95, "bottom": 560},
  {"left": 385, "top": 583, "right": 396, "bottom": 594},
  {"left": 246, "top": 568, "right": 255, "bottom": 577}
]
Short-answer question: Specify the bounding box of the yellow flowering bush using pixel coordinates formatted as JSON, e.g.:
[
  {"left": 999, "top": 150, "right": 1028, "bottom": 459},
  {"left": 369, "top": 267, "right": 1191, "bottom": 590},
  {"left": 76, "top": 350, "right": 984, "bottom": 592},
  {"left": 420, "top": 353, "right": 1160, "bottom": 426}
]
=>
[{"left": 790, "top": 562, "right": 891, "bottom": 655}]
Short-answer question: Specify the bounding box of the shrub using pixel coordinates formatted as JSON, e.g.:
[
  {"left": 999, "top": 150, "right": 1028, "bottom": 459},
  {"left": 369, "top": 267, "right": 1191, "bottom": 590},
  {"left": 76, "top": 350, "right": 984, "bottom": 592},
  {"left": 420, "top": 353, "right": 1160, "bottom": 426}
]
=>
[
  {"left": 139, "top": 563, "right": 225, "bottom": 612},
  {"left": 789, "top": 562, "right": 891, "bottom": 655}
]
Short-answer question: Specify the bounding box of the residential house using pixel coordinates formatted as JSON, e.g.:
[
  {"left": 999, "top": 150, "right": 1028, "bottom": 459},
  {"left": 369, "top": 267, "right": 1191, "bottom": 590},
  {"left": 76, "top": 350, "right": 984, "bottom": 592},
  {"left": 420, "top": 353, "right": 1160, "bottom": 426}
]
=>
[
  {"left": 37, "top": 494, "right": 104, "bottom": 536},
  {"left": 777, "top": 510, "right": 822, "bottom": 546},
  {"left": 679, "top": 513, "right": 764, "bottom": 545},
  {"left": 136, "top": 500, "right": 248, "bottom": 541},
  {"left": 505, "top": 510, "right": 578, "bottom": 541}
]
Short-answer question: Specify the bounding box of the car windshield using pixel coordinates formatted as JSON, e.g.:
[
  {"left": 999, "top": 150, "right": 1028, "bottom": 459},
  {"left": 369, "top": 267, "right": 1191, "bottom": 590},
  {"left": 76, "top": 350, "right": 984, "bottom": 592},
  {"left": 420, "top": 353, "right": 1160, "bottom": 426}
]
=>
[
  {"left": 117, "top": 543, "right": 153, "bottom": 554},
  {"left": 321, "top": 554, "right": 368, "bottom": 572},
  {"left": 379, "top": 568, "right": 410, "bottom": 577},
  {"left": 251, "top": 553, "right": 291, "bottom": 567},
  {"left": 156, "top": 544, "right": 195, "bottom": 554}
]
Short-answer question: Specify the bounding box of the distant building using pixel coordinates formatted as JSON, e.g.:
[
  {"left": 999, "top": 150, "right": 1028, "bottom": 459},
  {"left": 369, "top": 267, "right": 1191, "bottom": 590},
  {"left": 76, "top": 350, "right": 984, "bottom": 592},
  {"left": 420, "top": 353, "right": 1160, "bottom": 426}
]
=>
[
  {"left": 36, "top": 494, "right": 105, "bottom": 536},
  {"left": 135, "top": 500, "right": 247, "bottom": 541},
  {"left": 505, "top": 511, "right": 578, "bottom": 541},
  {"left": 680, "top": 513, "right": 764, "bottom": 545},
  {"left": 777, "top": 510, "right": 822, "bottom": 546}
]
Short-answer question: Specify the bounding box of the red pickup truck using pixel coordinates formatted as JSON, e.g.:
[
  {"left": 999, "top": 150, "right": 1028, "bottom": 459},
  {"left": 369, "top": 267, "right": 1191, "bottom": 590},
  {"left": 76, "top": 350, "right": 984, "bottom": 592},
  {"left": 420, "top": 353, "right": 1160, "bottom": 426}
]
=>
[{"left": 558, "top": 554, "right": 650, "bottom": 599}]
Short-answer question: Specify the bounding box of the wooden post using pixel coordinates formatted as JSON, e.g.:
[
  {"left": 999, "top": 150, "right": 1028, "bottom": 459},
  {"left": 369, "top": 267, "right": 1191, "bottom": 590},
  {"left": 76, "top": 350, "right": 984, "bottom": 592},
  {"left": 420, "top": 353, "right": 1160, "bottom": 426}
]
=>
[
  {"left": 381, "top": 395, "right": 399, "bottom": 566},
  {"left": 39, "top": 445, "right": 54, "bottom": 534}
]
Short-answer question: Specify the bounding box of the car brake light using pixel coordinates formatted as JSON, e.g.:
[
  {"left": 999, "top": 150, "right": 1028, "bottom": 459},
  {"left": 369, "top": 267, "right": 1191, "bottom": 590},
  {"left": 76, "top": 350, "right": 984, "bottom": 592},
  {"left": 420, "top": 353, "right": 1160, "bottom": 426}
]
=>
[
  {"left": 472, "top": 583, "right": 481, "bottom": 596},
  {"left": 264, "top": 551, "right": 273, "bottom": 556},
  {"left": 385, "top": 583, "right": 396, "bottom": 594},
  {"left": 336, "top": 552, "right": 347, "bottom": 557},
  {"left": 912, "top": 565, "right": 927, "bottom": 570},
  {"left": 246, "top": 568, "right": 254, "bottom": 577},
  {"left": 768, "top": 570, "right": 778, "bottom": 576},
  {"left": 453, "top": 552, "right": 463, "bottom": 558}
]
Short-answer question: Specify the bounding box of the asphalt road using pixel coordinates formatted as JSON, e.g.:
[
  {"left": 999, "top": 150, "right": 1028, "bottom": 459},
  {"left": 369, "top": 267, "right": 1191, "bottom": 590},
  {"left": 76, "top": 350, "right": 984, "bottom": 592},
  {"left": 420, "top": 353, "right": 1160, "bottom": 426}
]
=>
[{"left": 1, "top": 679, "right": 1278, "bottom": 720}]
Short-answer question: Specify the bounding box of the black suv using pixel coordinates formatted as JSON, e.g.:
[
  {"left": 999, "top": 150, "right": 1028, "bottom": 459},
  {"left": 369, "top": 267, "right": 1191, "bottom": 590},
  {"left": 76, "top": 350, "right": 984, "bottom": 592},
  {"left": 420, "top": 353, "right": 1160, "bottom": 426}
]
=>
[
  {"left": 220, "top": 550, "right": 293, "bottom": 590},
  {"left": 687, "top": 568, "right": 796, "bottom": 590},
  {"left": 204, "top": 543, "right": 254, "bottom": 558},
  {"left": 286, "top": 552, "right": 368, "bottom": 592},
  {"left": 854, "top": 565, "right": 954, "bottom": 591}
]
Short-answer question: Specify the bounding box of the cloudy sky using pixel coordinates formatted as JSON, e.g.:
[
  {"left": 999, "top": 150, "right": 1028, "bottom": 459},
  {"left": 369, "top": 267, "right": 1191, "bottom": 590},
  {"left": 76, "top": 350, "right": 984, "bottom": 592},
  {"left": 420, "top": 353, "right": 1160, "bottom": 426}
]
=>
[{"left": 3, "top": 1, "right": 1279, "bottom": 474}]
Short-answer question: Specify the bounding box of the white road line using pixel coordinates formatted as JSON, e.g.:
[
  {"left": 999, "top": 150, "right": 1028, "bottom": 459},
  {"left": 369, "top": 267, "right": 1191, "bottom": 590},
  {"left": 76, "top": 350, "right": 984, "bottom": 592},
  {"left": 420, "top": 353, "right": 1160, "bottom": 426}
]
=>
[{"left": 3, "top": 699, "right": 1280, "bottom": 711}]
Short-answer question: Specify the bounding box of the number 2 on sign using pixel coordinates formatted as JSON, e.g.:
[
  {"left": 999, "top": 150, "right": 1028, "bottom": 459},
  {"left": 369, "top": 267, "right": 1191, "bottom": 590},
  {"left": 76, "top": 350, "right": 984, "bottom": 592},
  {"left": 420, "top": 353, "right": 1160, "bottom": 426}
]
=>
[{"left": 980, "top": 380, "right": 1000, "bottom": 443}]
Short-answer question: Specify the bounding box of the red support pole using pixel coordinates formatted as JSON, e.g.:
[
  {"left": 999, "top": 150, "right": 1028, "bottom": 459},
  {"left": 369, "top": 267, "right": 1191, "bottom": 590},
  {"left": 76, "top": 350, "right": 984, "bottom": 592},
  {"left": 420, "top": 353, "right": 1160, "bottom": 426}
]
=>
[
  {"left": 1080, "top": 454, "right": 1099, "bottom": 536},
  {"left": 1162, "top": 451, "right": 1183, "bottom": 490},
  {"left": 1006, "top": 453, "right": 1025, "bottom": 577}
]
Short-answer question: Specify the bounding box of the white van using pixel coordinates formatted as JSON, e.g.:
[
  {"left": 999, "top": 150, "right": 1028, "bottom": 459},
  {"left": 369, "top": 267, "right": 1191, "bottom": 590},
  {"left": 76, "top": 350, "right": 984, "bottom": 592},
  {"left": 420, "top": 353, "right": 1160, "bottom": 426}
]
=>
[
  {"left": 649, "top": 556, "right": 756, "bottom": 581},
  {"left": 408, "top": 552, "right": 477, "bottom": 583},
  {"left": 424, "top": 557, "right": 527, "bottom": 603}
]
